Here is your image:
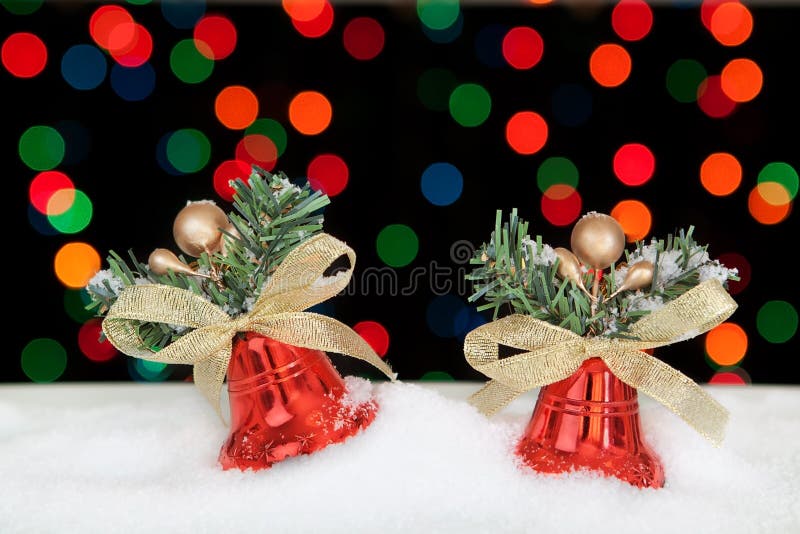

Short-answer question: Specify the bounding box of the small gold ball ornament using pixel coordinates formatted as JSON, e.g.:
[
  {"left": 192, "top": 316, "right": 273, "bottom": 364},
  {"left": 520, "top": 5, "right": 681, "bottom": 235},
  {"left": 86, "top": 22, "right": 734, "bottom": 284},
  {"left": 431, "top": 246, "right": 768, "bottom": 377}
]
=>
[
  {"left": 554, "top": 247, "right": 591, "bottom": 297},
  {"left": 609, "top": 261, "right": 654, "bottom": 298},
  {"left": 148, "top": 248, "right": 209, "bottom": 278},
  {"left": 173, "top": 201, "right": 229, "bottom": 257},
  {"left": 570, "top": 212, "right": 626, "bottom": 270}
]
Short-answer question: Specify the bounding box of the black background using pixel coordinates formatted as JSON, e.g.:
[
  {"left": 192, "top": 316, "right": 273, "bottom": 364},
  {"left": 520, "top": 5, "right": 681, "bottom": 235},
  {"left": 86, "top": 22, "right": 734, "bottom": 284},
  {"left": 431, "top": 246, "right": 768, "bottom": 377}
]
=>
[{"left": 4, "top": 1, "right": 799, "bottom": 384}]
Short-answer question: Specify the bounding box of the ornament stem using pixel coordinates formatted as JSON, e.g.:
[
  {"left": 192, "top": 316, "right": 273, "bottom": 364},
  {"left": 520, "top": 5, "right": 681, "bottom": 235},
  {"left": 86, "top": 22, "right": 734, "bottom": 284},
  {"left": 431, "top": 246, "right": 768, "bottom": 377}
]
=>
[{"left": 591, "top": 269, "right": 602, "bottom": 314}]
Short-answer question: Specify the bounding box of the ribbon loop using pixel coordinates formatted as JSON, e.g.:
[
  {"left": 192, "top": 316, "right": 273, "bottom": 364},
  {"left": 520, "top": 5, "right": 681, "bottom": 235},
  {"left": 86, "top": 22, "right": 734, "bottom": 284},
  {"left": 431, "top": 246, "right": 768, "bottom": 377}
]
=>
[
  {"left": 464, "top": 279, "right": 737, "bottom": 446},
  {"left": 102, "top": 233, "right": 394, "bottom": 418}
]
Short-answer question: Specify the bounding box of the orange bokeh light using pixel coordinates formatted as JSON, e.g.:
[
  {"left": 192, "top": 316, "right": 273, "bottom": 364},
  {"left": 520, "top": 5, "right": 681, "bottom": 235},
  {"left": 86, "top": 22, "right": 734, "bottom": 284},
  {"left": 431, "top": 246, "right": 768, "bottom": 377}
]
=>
[
  {"left": 289, "top": 91, "right": 333, "bottom": 135},
  {"left": 589, "top": 43, "right": 631, "bottom": 88},
  {"left": 282, "top": 0, "right": 326, "bottom": 22},
  {"left": 54, "top": 242, "right": 101, "bottom": 288},
  {"left": 215, "top": 85, "right": 259, "bottom": 130},
  {"left": 748, "top": 183, "right": 792, "bottom": 225},
  {"left": 720, "top": 58, "right": 762, "bottom": 102},
  {"left": 505, "top": 111, "right": 548, "bottom": 155},
  {"left": 705, "top": 322, "right": 748, "bottom": 366},
  {"left": 710, "top": 2, "right": 752, "bottom": 46},
  {"left": 700, "top": 152, "right": 742, "bottom": 196},
  {"left": 611, "top": 200, "right": 651, "bottom": 242}
]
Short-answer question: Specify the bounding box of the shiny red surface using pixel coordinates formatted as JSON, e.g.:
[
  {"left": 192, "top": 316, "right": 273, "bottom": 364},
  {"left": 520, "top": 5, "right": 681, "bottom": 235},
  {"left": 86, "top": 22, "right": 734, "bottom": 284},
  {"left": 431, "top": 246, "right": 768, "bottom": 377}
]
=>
[
  {"left": 516, "top": 357, "right": 665, "bottom": 488},
  {"left": 218, "top": 332, "right": 377, "bottom": 471}
]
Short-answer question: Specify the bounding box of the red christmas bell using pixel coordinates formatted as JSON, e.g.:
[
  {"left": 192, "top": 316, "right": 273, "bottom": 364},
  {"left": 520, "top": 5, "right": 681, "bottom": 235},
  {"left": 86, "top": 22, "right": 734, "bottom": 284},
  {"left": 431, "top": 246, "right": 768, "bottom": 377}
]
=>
[
  {"left": 516, "top": 356, "right": 665, "bottom": 488},
  {"left": 218, "top": 332, "right": 377, "bottom": 471}
]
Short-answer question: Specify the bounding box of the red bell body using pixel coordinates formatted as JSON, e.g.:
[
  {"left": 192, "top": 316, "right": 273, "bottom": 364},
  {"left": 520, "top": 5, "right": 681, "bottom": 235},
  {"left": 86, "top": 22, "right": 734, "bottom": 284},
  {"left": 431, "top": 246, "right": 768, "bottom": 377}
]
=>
[
  {"left": 516, "top": 357, "right": 665, "bottom": 488},
  {"left": 219, "top": 332, "right": 377, "bottom": 471}
]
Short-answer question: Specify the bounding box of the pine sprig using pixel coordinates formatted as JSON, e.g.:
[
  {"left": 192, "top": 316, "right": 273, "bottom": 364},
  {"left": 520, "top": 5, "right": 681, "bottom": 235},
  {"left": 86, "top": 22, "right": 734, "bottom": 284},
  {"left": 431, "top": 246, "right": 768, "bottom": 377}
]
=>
[
  {"left": 85, "top": 166, "right": 330, "bottom": 352},
  {"left": 467, "top": 210, "right": 738, "bottom": 338}
]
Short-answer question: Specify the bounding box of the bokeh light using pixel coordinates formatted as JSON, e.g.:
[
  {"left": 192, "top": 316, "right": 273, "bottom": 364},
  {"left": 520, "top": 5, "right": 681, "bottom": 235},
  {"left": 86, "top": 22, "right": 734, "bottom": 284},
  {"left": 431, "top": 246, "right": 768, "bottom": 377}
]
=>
[
  {"left": 246, "top": 119, "right": 288, "bottom": 156},
  {"left": 161, "top": 0, "right": 206, "bottom": 29},
  {"left": 758, "top": 162, "right": 798, "bottom": 200},
  {"left": 613, "top": 143, "right": 655, "bottom": 186},
  {"left": 235, "top": 134, "right": 277, "bottom": 170},
  {"left": 541, "top": 185, "right": 582, "bottom": 227},
  {"left": 551, "top": 83, "right": 592, "bottom": 127},
  {"left": 420, "top": 162, "right": 463, "bottom": 206},
  {"left": 19, "top": 125, "right": 65, "bottom": 171},
  {"left": 2, "top": 0, "right": 43, "bottom": 14},
  {"left": 27, "top": 204, "right": 58, "bottom": 236},
  {"left": 705, "top": 322, "right": 748, "bottom": 366},
  {"left": 353, "top": 320, "right": 390, "bottom": 357},
  {"left": 426, "top": 294, "right": 468, "bottom": 337},
  {"left": 700, "top": 152, "right": 742, "bottom": 196},
  {"left": 720, "top": 58, "right": 762, "bottom": 103},
  {"left": 110, "top": 62, "right": 156, "bottom": 101},
  {"left": 343, "top": 17, "right": 385, "bottom": 61},
  {"left": 709, "top": 371, "right": 747, "bottom": 385},
  {"left": 417, "top": 0, "right": 460, "bottom": 31},
  {"left": 756, "top": 301, "right": 798, "bottom": 344},
  {"left": 376, "top": 224, "right": 419, "bottom": 267},
  {"left": 64, "top": 289, "right": 95, "bottom": 324},
  {"left": 48, "top": 189, "right": 92, "bottom": 234},
  {"left": 291, "top": 0, "right": 334, "bottom": 38},
  {"left": 129, "top": 359, "right": 172, "bottom": 382},
  {"left": 710, "top": 2, "right": 752, "bottom": 46},
  {"left": 611, "top": 0, "right": 653, "bottom": 42},
  {"left": 666, "top": 59, "right": 707, "bottom": 103},
  {"left": 54, "top": 242, "right": 100, "bottom": 288},
  {"left": 61, "top": 44, "right": 107, "bottom": 90},
  {"left": 2, "top": 33, "right": 47, "bottom": 78},
  {"left": 194, "top": 14, "right": 237, "bottom": 60},
  {"left": 282, "top": 0, "right": 325, "bottom": 22},
  {"left": 170, "top": 39, "right": 214, "bottom": 84},
  {"left": 537, "top": 157, "right": 579, "bottom": 194},
  {"left": 89, "top": 5, "right": 134, "bottom": 51},
  {"left": 697, "top": 75, "right": 736, "bottom": 118},
  {"left": 110, "top": 23, "right": 153, "bottom": 68},
  {"left": 502, "top": 26, "right": 544, "bottom": 70},
  {"left": 611, "top": 200, "right": 652, "bottom": 242},
  {"left": 21, "top": 338, "right": 67, "bottom": 383},
  {"left": 307, "top": 153, "right": 349, "bottom": 197},
  {"left": 289, "top": 90, "right": 332, "bottom": 135},
  {"left": 215, "top": 85, "right": 259, "bottom": 130},
  {"left": 422, "top": 11, "right": 463, "bottom": 44},
  {"left": 213, "top": 159, "right": 252, "bottom": 201},
  {"left": 166, "top": 129, "right": 211, "bottom": 174},
  {"left": 449, "top": 83, "right": 491, "bottom": 127},
  {"left": 748, "top": 183, "right": 792, "bottom": 225},
  {"left": 420, "top": 371, "right": 456, "bottom": 381},
  {"left": 417, "top": 67, "right": 457, "bottom": 112},
  {"left": 29, "top": 171, "right": 74, "bottom": 214},
  {"left": 589, "top": 43, "right": 631, "bottom": 88},
  {"left": 78, "top": 319, "right": 118, "bottom": 362},
  {"left": 717, "top": 252, "right": 750, "bottom": 295},
  {"left": 506, "top": 111, "right": 548, "bottom": 155}
]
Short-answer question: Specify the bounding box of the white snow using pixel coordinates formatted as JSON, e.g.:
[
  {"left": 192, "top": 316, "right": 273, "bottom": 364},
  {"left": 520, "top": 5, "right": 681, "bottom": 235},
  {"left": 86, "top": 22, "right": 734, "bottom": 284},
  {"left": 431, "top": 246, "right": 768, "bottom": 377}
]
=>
[
  {"left": 0, "top": 380, "right": 798, "bottom": 533},
  {"left": 521, "top": 239, "right": 557, "bottom": 266}
]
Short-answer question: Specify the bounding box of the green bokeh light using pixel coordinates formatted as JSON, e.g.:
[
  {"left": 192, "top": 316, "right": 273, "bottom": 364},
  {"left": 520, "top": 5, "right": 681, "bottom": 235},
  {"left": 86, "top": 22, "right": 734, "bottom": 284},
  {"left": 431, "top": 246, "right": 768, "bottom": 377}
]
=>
[
  {"left": 166, "top": 128, "right": 211, "bottom": 173},
  {"left": 21, "top": 338, "right": 67, "bottom": 383},
  {"left": 245, "top": 119, "right": 288, "bottom": 157},
  {"left": 417, "top": 68, "right": 457, "bottom": 112},
  {"left": 47, "top": 189, "right": 93, "bottom": 234},
  {"left": 666, "top": 59, "right": 707, "bottom": 104},
  {"left": 19, "top": 126, "right": 65, "bottom": 171},
  {"left": 420, "top": 370, "right": 455, "bottom": 381},
  {"left": 758, "top": 162, "right": 798, "bottom": 200},
  {"left": 417, "top": 0, "right": 460, "bottom": 30},
  {"left": 756, "top": 300, "right": 798, "bottom": 343},
  {"left": 170, "top": 39, "right": 214, "bottom": 84},
  {"left": 2, "top": 0, "right": 43, "bottom": 14},
  {"left": 449, "top": 83, "right": 491, "bottom": 127},
  {"left": 126, "top": 0, "right": 152, "bottom": 4},
  {"left": 64, "top": 288, "right": 95, "bottom": 323},
  {"left": 376, "top": 224, "right": 419, "bottom": 267},
  {"left": 537, "top": 157, "right": 579, "bottom": 193},
  {"left": 134, "top": 359, "right": 172, "bottom": 381}
]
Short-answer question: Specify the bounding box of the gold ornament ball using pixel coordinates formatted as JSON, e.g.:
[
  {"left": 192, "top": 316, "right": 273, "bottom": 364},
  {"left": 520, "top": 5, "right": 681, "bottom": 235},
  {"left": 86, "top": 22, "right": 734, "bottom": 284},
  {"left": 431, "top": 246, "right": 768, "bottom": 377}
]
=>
[
  {"left": 570, "top": 212, "right": 626, "bottom": 270},
  {"left": 148, "top": 248, "right": 200, "bottom": 277},
  {"left": 173, "top": 201, "right": 229, "bottom": 257}
]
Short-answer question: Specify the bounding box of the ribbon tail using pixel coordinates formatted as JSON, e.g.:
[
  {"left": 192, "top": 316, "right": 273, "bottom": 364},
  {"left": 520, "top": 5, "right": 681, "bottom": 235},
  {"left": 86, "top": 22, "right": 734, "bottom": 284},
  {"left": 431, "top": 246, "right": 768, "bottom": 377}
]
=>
[
  {"left": 193, "top": 345, "right": 233, "bottom": 421},
  {"left": 605, "top": 350, "right": 729, "bottom": 446},
  {"left": 468, "top": 380, "right": 525, "bottom": 417}
]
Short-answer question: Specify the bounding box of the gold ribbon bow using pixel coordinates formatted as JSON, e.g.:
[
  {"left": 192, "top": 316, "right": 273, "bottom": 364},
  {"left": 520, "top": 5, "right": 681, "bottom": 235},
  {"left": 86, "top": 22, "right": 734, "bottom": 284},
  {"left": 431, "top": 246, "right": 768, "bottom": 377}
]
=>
[
  {"left": 465, "top": 279, "right": 737, "bottom": 446},
  {"left": 102, "top": 233, "right": 395, "bottom": 417}
]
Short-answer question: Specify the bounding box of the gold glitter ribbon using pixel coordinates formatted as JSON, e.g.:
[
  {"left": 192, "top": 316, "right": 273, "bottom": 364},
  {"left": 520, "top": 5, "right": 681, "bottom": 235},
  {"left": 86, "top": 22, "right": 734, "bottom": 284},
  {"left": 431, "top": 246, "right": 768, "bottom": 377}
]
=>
[
  {"left": 464, "top": 279, "right": 737, "bottom": 446},
  {"left": 102, "top": 233, "right": 395, "bottom": 417}
]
